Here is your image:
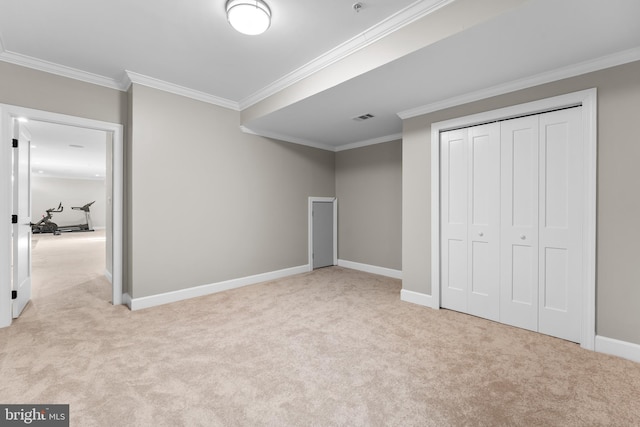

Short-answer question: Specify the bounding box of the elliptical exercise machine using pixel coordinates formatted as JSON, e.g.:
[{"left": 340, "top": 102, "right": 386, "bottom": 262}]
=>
[{"left": 31, "top": 202, "right": 63, "bottom": 235}]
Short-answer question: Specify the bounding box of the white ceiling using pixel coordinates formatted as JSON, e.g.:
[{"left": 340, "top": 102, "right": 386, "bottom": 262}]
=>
[
  {"left": 0, "top": 0, "right": 427, "bottom": 101},
  {"left": 244, "top": 0, "right": 640, "bottom": 149},
  {"left": 25, "top": 121, "right": 107, "bottom": 180},
  {"left": 1, "top": 0, "right": 640, "bottom": 159}
]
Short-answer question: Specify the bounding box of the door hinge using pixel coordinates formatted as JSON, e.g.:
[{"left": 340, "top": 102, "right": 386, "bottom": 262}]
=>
[
  {"left": 12, "top": 138, "right": 18, "bottom": 148},
  {"left": 12, "top": 290, "right": 17, "bottom": 300},
  {"left": 11, "top": 214, "right": 18, "bottom": 224}
]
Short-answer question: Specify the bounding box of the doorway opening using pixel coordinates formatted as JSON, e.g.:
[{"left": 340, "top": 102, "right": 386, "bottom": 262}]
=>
[
  {"left": 0, "top": 104, "right": 124, "bottom": 328},
  {"left": 308, "top": 197, "right": 337, "bottom": 270},
  {"left": 29, "top": 120, "right": 110, "bottom": 307}
]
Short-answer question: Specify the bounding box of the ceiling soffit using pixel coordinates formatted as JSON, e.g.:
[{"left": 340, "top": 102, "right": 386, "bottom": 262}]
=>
[{"left": 240, "top": 0, "right": 529, "bottom": 124}]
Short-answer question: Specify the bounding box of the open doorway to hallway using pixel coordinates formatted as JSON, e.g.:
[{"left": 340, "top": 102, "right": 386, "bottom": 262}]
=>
[
  {"left": 27, "top": 120, "right": 111, "bottom": 306},
  {"left": 1, "top": 104, "right": 124, "bottom": 328}
]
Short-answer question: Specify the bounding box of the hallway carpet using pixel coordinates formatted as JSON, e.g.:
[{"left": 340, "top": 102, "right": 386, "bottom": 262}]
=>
[{"left": 1, "top": 232, "right": 639, "bottom": 426}]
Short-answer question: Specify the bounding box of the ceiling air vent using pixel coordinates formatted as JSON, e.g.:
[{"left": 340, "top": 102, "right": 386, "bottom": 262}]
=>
[{"left": 353, "top": 113, "right": 375, "bottom": 122}]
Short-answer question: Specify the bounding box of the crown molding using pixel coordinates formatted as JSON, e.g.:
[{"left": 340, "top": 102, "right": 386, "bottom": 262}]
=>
[
  {"left": 0, "top": 38, "right": 241, "bottom": 110},
  {"left": 335, "top": 133, "right": 403, "bottom": 152},
  {"left": 238, "top": 0, "right": 453, "bottom": 110},
  {"left": 123, "top": 71, "right": 240, "bottom": 111},
  {"left": 0, "top": 0, "right": 451, "bottom": 112},
  {"left": 398, "top": 46, "right": 640, "bottom": 120},
  {"left": 0, "top": 44, "right": 124, "bottom": 91},
  {"left": 240, "top": 126, "right": 337, "bottom": 152},
  {"left": 241, "top": 126, "right": 402, "bottom": 153}
]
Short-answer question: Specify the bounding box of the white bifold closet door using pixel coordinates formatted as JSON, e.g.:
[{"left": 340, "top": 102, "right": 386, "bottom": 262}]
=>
[
  {"left": 440, "top": 123, "right": 500, "bottom": 322},
  {"left": 441, "top": 107, "right": 583, "bottom": 343},
  {"left": 500, "top": 116, "right": 540, "bottom": 332},
  {"left": 537, "top": 108, "right": 583, "bottom": 342}
]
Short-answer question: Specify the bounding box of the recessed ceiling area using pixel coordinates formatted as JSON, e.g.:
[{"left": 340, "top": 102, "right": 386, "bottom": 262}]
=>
[
  {"left": 1, "top": 0, "right": 639, "bottom": 153},
  {"left": 241, "top": 0, "right": 640, "bottom": 150},
  {"left": 26, "top": 121, "right": 107, "bottom": 180}
]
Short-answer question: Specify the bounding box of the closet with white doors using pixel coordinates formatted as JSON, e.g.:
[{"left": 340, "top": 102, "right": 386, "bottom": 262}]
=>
[{"left": 440, "top": 107, "right": 584, "bottom": 343}]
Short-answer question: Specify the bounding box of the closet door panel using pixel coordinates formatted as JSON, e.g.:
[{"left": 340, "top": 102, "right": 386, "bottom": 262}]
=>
[
  {"left": 511, "top": 246, "right": 535, "bottom": 303},
  {"left": 538, "top": 108, "right": 583, "bottom": 343},
  {"left": 441, "top": 130, "right": 468, "bottom": 312},
  {"left": 500, "top": 116, "right": 539, "bottom": 331},
  {"left": 543, "top": 248, "right": 569, "bottom": 311},
  {"left": 467, "top": 124, "right": 500, "bottom": 321}
]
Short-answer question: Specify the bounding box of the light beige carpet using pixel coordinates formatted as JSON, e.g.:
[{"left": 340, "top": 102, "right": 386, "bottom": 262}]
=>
[{"left": 1, "top": 232, "right": 639, "bottom": 426}]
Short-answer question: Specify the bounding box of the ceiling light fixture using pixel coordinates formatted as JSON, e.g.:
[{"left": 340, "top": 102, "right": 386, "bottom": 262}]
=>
[{"left": 226, "top": 0, "right": 271, "bottom": 36}]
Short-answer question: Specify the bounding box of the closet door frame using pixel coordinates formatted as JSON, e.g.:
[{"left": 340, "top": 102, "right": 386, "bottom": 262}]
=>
[{"left": 430, "top": 88, "right": 597, "bottom": 350}]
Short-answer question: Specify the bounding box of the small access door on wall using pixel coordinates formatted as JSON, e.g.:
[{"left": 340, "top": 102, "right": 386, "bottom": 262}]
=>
[{"left": 308, "top": 197, "right": 337, "bottom": 270}]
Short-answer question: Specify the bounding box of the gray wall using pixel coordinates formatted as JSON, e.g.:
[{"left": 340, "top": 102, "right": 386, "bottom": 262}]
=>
[
  {"left": 31, "top": 176, "right": 106, "bottom": 229},
  {"left": 128, "top": 84, "right": 335, "bottom": 298},
  {"left": 336, "top": 140, "right": 402, "bottom": 270},
  {"left": 0, "top": 61, "right": 126, "bottom": 125},
  {"left": 403, "top": 60, "right": 640, "bottom": 345},
  {"left": 8, "top": 52, "right": 638, "bottom": 349},
  {"left": 0, "top": 61, "right": 338, "bottom": 303},
  {"left": 1, "top": 61, "right": 125, "bottom": 288}
]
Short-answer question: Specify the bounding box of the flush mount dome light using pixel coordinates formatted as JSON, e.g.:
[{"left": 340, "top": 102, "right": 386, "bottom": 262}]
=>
[{"left": 226, "top": 0, "right": 271, "bottom": 35}]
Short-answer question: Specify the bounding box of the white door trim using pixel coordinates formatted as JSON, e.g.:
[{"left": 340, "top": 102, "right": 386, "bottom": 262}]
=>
[
  {"left": 430, "top": 88, "right": 597, "bottom": 350},
  {"left": 0, "top": 104, "right": 124, "bottom": 328},
  {"left": 308, "top": 197, "right": 338, "bottom": 271}
]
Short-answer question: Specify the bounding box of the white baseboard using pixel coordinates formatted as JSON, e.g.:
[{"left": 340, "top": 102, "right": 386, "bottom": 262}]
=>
[
  {"left": 396, "top": 295, "right": 640, "bottom": 362},
  {"left": 104, "top": 269, "right": 113, "bottom": 284},
  {"left": 337, "top": 259, "right": 402, "bottom": 279},
  {"left": 127, "top": 264, "right": 309, "bottom": 311},
  {"left": 120, "top": 269, "right": 639, "bottom": 365},
  {"left": 398, "top": 297, "right": 640, "bottom": 363},
  {"left": 595, "top": 335, "right": 640, "bottom": 363},
  {"left": 400, "top": 289, "right": 435, "bottom": 308}
]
